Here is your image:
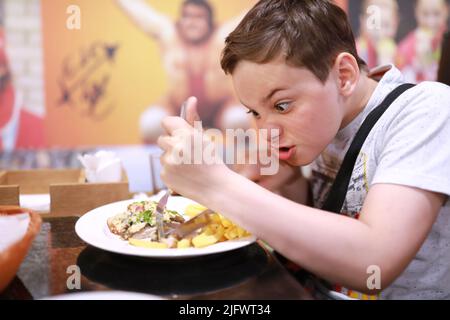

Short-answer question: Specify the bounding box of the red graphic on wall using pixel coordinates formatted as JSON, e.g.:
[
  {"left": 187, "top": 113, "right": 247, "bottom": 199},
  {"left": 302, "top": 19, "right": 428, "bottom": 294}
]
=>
[{"left": 0, "top": 28, "right": 46, "bottom": 151}]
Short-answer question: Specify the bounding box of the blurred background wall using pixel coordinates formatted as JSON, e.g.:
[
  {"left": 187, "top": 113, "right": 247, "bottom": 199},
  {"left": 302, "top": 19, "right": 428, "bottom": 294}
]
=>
[
  {"left": 1, "top": 0, "right": 448, "bottom": 152},
  {"left": 2, "top": 0, "right": 44, "bottom": 120},
  {"left": 0, "top": 0, "right": 449, "bottom": 192}
]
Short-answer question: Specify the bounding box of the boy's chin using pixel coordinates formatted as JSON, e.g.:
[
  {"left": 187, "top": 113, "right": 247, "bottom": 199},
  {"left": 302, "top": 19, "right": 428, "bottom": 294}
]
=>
[
  {"left": 287, "top": 160, "right": 309, "bottom": 167},
  {"left": 285, "top": 152, "right": 315, "bottom": 167},
  {"left": 284, "top": 157, "right": 303, "bottom": 167}
]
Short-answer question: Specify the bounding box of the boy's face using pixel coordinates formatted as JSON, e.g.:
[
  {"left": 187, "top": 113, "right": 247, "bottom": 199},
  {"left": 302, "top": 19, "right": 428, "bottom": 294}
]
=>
[
  {"left": 232, "top": 57, "right": 344, "bottom": 166},
  {"left": 416, "top": 0, "right": 449, "bottom": 33}
]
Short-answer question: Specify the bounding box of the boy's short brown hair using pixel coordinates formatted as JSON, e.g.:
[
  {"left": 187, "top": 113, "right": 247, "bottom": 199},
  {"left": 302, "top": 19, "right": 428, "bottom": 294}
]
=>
[{"left": 221, "top": 0, "right": 366, "bottom": 82}]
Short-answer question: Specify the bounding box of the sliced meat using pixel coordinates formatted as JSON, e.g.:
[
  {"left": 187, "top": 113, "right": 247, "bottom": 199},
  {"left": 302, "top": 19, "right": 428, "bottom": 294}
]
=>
[{"left": 131, "top": 226, "right": 157, "bottom": 241}]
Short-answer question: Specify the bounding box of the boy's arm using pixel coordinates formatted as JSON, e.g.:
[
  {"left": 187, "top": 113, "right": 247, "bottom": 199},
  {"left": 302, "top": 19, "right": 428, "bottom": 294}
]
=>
[
  {"left": 115, "top": 0, "right": 174, "bottom": 42},
  {"left": 201, "top": 172, "right": 445, "bottom": 294}
]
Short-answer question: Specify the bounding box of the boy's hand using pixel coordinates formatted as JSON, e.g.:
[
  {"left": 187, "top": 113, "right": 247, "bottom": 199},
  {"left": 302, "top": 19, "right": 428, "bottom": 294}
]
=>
[
  {"left": 233, "top": 160, "right": 308, "bottom": 204},
  {"left": 157, "top": 97, "right": 232, "bottom": 201},
  {"left": 234, "top": 160, "right": 300, "bottom": 190},
  {"left": 231, "top": 143, "right": 308, "bottom": 204}
]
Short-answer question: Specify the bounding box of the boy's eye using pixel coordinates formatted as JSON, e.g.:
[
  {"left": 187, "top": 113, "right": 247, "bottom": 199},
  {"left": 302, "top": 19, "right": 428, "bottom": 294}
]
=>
[
  {"left": 246, "top": 109, "right": 261, "bottom": 119},
  {"left": 274, "top": 102, "right": 291, "bottom": 113}
]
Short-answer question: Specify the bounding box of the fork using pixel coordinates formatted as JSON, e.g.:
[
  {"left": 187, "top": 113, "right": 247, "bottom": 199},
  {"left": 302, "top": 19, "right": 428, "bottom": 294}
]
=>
[{"left": 154, "top": 101, "right": 189, "bottom": 240}]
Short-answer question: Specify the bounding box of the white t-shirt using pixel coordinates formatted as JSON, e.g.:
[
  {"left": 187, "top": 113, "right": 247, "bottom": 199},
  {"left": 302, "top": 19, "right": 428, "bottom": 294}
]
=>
[{"left": 311, "top": 65, "right": 450, "bottom": 300}]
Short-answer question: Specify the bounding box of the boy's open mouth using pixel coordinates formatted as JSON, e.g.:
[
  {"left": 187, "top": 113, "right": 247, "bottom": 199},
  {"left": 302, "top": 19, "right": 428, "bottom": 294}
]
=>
[{"left": 278, "top": 146, "right": 296, "bottom": 161}]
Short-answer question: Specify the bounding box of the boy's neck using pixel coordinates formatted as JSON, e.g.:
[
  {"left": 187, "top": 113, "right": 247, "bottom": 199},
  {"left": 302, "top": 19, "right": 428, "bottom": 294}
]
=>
[{"left": 340, "top": 73, "right": 379, "bottom": 129}]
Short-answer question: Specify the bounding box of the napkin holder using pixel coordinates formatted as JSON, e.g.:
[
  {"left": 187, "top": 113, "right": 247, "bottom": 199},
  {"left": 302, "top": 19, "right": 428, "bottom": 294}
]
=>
[
  {"left": 0, "top": 171, "right": 19, "bottom": 206},
  {"left": 0, "top": 169, "right": 130, "bottom": 216}
]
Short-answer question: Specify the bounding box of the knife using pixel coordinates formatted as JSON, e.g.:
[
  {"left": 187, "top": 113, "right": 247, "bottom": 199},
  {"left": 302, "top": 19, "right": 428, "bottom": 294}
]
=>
[{"left": 166, "top": 209, "right": 214, "bottom": 239}]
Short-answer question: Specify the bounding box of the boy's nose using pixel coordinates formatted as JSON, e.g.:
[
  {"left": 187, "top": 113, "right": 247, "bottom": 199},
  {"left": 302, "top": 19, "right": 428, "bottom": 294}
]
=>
[{"left": 259, "top": 122, "right": 283, "bottom": 142}]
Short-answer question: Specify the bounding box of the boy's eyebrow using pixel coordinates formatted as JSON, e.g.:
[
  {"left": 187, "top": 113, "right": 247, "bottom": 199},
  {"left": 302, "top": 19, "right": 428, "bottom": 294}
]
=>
[
  {"left": 239, "top": 99, "right": 251, "bottom": 110},
  {"left": 262, "top": 87, "right": 286, "bottom": 103},
  {"left": 239, "top": 87, "right": 287, "bottom": 110}
]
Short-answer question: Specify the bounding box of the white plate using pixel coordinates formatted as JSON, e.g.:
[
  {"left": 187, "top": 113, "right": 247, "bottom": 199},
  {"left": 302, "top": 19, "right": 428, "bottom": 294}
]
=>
[
  {"left": 42, "top": 291, "right": 165, "bottom": 300},
  {"left": 75, "top": 195, "right": 256, "bottom": 258}
]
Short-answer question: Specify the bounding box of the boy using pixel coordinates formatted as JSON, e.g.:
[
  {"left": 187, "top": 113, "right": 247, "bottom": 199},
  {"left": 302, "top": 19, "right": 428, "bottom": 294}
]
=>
[{"left": 157, "top": 0, "right": 450, "bottom": 299}]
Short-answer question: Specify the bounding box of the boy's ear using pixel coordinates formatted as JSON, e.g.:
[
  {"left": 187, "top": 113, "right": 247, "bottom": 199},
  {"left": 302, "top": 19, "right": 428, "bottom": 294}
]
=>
[{"left": 334, "top": 52, "right": 360, "bottom": 97}]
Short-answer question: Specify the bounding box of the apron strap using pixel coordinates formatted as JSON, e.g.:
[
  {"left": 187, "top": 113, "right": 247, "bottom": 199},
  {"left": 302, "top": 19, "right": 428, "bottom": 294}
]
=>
[{"left": 322, "top": 83, "right": 416, "bottom": 214}]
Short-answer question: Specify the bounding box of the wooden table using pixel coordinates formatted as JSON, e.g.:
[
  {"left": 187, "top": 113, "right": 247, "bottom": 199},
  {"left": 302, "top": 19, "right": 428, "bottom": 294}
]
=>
[{"left": 1, "top": 216, "right": 312, "bottom": 300}]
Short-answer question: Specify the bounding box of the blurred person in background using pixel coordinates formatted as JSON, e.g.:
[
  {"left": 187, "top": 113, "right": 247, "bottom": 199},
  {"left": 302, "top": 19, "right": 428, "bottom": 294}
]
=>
[
  {"left": 396, "top": 0, "right": 449, "bottom": 83},
  {"left": 356, "top": 0, "right": 399, "bottom": 69},
  {"left": 116, "top": 0, "right": 253, "bottom": 144},
  {"left": 0, "top": 25, "right": 46, "bottom": 151}
]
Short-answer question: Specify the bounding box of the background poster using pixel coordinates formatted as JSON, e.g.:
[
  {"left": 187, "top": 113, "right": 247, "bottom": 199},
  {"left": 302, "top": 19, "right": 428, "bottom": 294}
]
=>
[
  {"left": 41, "top": 0, "right": 255, "bottom": 148},
  {"left": 349, "top": 0, "right": 449, "bottom": 82},
  {"left": 1, "top": 0, "right": 350, "bottom": 192}
]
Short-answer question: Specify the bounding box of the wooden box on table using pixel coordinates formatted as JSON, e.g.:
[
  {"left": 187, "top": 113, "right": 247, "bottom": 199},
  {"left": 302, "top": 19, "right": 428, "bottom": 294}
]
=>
[{"left": 0, "top": 169, "right": 130, "bottom": 216}]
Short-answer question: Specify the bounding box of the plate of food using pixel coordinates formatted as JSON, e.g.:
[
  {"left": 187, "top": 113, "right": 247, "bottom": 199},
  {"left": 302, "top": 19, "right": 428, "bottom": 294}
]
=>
[{"left": 75, "top": 195, "right": 256, "bottom": 258}]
